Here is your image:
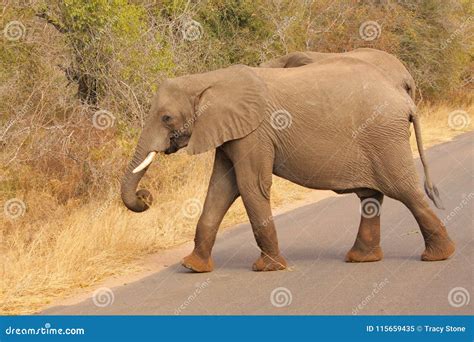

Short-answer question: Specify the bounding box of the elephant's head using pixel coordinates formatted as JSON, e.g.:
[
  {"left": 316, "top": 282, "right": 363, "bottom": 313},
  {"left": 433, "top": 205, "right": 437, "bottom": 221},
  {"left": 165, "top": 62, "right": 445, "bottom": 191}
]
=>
[{"left": 121, "top": 65, "right": 268, "bottom": 212}]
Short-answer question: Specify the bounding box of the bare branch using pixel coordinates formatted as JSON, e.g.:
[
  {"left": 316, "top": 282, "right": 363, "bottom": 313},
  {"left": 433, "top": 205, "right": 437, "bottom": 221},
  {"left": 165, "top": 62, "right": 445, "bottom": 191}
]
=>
[{"left": 36, "top": 11, "right": 69, "bottom": 34}]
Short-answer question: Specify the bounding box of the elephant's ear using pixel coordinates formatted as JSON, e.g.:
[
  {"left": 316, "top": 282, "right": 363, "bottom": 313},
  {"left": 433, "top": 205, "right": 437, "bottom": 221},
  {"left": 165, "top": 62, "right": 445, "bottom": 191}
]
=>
[{"left": 186, "top": 65, "right": 268, "bottom": 155}]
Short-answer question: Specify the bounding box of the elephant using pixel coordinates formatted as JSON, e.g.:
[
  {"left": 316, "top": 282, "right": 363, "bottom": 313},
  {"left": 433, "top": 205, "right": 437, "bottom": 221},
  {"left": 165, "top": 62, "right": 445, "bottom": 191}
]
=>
[
  {"left": 121, "top": 56, "right": 455, "bottom": 273},
  {"left": 260, "top": 48, "right": 416, "bottom": 101}
]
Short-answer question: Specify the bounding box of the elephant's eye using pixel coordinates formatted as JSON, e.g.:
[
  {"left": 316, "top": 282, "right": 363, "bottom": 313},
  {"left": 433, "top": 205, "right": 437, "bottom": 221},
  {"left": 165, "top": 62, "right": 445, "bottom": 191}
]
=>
[{"left": 162, "top": 114, "right": 172, "bottom": 123}]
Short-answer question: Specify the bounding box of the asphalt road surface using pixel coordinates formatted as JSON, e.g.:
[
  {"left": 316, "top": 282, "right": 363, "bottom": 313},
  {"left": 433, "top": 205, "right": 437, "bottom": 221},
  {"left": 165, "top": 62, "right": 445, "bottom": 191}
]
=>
[{"left": 45, "top": 132, "right": 473, "bottom": 315}]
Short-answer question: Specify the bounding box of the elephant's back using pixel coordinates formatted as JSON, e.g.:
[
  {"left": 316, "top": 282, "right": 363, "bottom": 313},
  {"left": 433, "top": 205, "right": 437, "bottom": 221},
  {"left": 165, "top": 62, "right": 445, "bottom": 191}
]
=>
[{"left": 257, "top": 56, "right": 412, "bottom": 123}]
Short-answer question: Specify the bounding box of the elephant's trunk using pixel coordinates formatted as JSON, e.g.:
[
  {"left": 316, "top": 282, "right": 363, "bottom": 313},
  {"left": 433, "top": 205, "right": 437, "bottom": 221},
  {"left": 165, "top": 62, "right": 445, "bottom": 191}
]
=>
[{"left": 121, "top": 143, "right": 154, "bottom": 213}]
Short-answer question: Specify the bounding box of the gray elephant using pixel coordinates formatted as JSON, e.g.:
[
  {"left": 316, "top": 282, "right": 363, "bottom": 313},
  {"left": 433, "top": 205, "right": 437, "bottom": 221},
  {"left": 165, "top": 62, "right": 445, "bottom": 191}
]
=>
[
  {"left": 260, "top": 48, "right": 416, "bottom": 100},
  {"left": 121, "top": 56, "right": 454, "bottom": 273}
]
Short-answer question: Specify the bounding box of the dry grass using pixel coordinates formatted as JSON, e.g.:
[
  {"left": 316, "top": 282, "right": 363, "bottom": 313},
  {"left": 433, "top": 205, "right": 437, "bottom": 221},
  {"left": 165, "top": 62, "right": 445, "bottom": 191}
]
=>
[
  {"left": 0, "top": 102, "right": 472, "bottom": 315},
  {"left": 410, "top": 102, "right": 473, "bottom": 149},
  {"left": 0, "top": 141, "right": 311, "bottom": 315}
]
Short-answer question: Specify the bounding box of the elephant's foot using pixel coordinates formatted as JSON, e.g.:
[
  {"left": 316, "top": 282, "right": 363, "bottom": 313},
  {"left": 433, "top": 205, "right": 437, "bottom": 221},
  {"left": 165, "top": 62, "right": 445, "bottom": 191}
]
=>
[
  {"left": 181, "top": 252, "right": 214, "bottom": 273},
  {"left": 345, "top": 246, "right": 383, "bottom": 263},
  {"left": 252, "top": 254, "right": 287, "bottom": 272},
  {"left": 421, "top": 236, "right": 455, "bottom": 261}
]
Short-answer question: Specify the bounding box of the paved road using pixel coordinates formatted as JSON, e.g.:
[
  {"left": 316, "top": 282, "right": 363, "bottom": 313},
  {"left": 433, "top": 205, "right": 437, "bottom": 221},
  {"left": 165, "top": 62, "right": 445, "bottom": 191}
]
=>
[{"left": 45, "top": 132, "right": 473, "bottom": 315}]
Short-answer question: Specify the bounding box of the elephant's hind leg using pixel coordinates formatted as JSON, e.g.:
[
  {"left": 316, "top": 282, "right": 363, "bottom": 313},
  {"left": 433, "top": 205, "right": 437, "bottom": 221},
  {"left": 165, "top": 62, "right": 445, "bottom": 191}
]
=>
[
  {"left": 369, "top": 138, "right": 454, "bottom": 261},
  {"left": 346, "top": 190, "right": 384, "bottom": 262},
  {"left": 401, "top": 191, "right": 455, "bottom": 261},
  {"left": 377, "top": 160, "right": 455, "bottom": 261}
]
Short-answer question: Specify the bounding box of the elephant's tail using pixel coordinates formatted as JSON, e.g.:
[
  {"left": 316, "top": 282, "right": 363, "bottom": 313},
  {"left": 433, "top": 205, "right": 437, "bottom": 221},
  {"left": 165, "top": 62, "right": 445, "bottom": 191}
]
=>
[{"left": 410, "top": 112, "right": 445, "bottom": 209}]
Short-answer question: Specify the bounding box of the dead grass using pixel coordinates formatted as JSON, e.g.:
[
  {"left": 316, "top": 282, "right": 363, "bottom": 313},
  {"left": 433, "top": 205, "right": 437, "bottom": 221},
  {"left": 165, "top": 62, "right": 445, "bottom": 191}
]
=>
[
  {"left": 0, "top": 102, "right": 472, "bottom": 315},
  {"left": 410, "top": 102, "right": 473, "bottom": 149}
]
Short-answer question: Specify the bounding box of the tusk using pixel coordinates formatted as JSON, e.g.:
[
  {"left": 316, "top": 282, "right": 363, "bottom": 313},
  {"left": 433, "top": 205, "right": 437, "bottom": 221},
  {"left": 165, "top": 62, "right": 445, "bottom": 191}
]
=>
[{"left": 132, "top": 152, "right": 157, "bottom": 174}]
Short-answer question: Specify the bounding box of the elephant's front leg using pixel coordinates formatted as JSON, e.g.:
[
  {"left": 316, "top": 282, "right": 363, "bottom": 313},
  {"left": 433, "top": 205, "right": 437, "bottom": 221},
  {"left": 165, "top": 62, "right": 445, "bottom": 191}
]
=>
[
  {"left": 346, "top": 191, "right": 384, "bottom": 262},
  {"left": 182, "top": 149, "right": 239, "bottom": 273},
  {"left": 233, "top": 154, "right": 287, "bottom": 272}
]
